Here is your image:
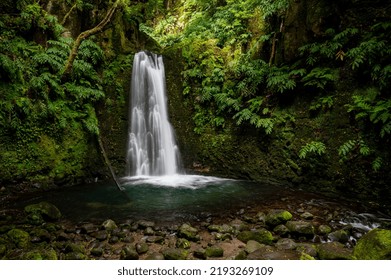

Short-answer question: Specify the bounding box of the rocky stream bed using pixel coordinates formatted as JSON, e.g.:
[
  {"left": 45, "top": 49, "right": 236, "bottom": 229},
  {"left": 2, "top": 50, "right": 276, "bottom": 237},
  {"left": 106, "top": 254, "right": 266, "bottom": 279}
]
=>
[{"left": 1, "top": 184, "right": 391, "bottom": 260}]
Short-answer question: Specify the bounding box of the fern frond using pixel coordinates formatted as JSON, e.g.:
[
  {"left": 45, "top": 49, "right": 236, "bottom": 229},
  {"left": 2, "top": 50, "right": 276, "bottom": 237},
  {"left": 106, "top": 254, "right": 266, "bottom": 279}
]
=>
[
  {"left": 299, "top": 141, "right": 326, "bottom": 159},
  {"left": 372, "top": 156, "right": 383, "bottom": 171},
  {"left": 338, "top": 139, "right": 357, "bottom": 157}
]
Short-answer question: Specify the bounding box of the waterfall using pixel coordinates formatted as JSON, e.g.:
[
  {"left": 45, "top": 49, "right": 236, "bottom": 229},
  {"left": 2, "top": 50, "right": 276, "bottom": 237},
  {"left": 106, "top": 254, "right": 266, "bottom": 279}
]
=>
[{"left": 126, "top": 51, "right": 181, "bottom": 177}]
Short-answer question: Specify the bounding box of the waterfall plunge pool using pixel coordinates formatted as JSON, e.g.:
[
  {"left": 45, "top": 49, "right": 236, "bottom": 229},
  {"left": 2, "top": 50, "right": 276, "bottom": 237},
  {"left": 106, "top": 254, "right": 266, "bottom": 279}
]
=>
[{"left": 7, "top": 175, "right": 389, "bottom": 232}]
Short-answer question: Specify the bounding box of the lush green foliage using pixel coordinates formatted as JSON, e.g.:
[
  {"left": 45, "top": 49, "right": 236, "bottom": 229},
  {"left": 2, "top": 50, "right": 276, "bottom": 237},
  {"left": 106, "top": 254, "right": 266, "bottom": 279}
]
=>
[
  {"left": 142, "top": 0, "right": 294, "bottom": 134},
  {"left": 338, "top": 138, "right": 383, "bottom": 171},
  {"left": 139, "top": 1, "right": 390, "bottom": 181},
  {"left": 299, "top": 141, "right": 326, "bottom": 159},
  {"left": 347, "top": 88, "right": 391, "bottom": 138},
  {"left": 0, "top": 1, "right": 106, "bottom": 183},
  {"left": 297, "top": 21, "right": 391, "bottom": 171}
]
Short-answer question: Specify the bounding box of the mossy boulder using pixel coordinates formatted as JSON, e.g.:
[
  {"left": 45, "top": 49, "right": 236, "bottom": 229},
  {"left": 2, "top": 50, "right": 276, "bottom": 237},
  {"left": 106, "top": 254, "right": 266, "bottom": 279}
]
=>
[
  {"left": 193, "top": 248, "right": 207, "bottom": 259},
  {"left": 136, "top": 243, "right": 149, "bottom": 254},
  {"left": 317, "top": 242, "right": 353, "bottom": 260},
  {"left": 120, "top": 245, "right": 139, "bottom": 260},
  {"left": 176, "top": 238, "right": 191, "bottom": 249},
  {"left": 22, "top": 247, "right": 57, "bottom": 260},
  {"left": 30, "top": 228, "right": 51, "bottom": 243},
  {"left": 286, "top": 221, "right": 315, "bottom": 236},
  {"left": 146, "top": 252, "right": 165, "bottom": 260},
  {"left": 266, "top": 210, "right": 293, "bottom": 226},
  {"left": 234, "top": 250, "right": 247, "bottom": 260},
  {"left": 237, "top": 229, "right": 273, "bottom": 245},
  {"left": 7, "top": 228, "right": 30, "bottom": 249},
  {"left": 245, "top": 240, "right": 264, "bottom": 254},
  {"left": 205, "top": 245, "right": 224, "bottom": 258},
  {"left": 247, "top": 246, "right": 301, "bottom": 260},
  {"left": 64, "top": 252, "right": 88, "bottom": 260},
  {"left": 353, "top": 229, "right": 391, "bottom": 260},
  {"left": 24, "top": 201, "right": 61, "bottom": 221},
  {"left": 0, "top": 244, "right": 7, "bottom": 257},
  {"left": 178, "top": 223, "right": 199, "bottom": 241},
  {"left": 64, "top": 242, "right": 86, "bottom": 254},
  {"left": 102, "top": 219, "right": 117, "bottom": 231},
  {"left": 162, "top": 248, "right": 188, "bottom": 260},
  {"left": 318, "top": 225, "right": 332, "bottom": 235},
  {"left": 208, "top": 224, "right": 235, "bottom": 234},
  {"left": 328, "top": 229, "right": 349, "bottom": 243},
  {"left": 275, "top": 238, "right": 297, "bottom": 250}
]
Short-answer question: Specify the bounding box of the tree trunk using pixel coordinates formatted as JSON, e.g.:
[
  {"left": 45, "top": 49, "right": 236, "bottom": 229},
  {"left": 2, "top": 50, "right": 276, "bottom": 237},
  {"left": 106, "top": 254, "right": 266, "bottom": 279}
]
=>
[
  {"left": 61, "top": 3, "right": 77, "bottom": 25},
  {"left": 61, "top": 0, "right": 121, "bottom": 80},
  {"left": 97, "top": 134, "right": 130, "bottom": 200}
]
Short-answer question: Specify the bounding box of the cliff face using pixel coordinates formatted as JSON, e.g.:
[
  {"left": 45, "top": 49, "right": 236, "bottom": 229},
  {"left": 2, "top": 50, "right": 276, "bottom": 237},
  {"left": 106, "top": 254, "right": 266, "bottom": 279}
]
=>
[
  {"left": 160, "top": 0, "right": 391, "bottom": 202},
  {"left": 1, "top": 0, "right": 390, "bottom": 204}
]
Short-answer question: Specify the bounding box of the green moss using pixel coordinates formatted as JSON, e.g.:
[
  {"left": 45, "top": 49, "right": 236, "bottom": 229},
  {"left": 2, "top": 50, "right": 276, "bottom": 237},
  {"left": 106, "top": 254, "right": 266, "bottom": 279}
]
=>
[
  {"left": 354, "top": 229, "right": 391, "bottom": 260},
  {"left": 24, "top": 201, "right": 61, "bottom": 221},
  {"left": 266, "top": 210, "right": 293, "bottom": 226},
  {"left": 0, "top": 123, "right": 95, "bottom": 185},
  {"left": 317, "top": 242, "right": 353, "bottom": 260},
  {"left": 0, "top": 244, "right": 7, "bottom": 257},
  {"left": 23, "top": 251, "right": 43, "bottom": 260},
  {"left": 162, "top": 248, "right": 189, "bottom": 260},
  {"left": 205, "top": 246, "right": 224, "bottom": 258},
  {"left": 7, "top": 229, "right": 30, "bottom": 249},
  {"left": 300, "top": 252, "right": 316, "bottom": 260},
  {"left": 237, "top": 229, "right": 273, "bottom": 245},
  {"left": 176, "top": 238, "right": 191, "bottom": 249}
]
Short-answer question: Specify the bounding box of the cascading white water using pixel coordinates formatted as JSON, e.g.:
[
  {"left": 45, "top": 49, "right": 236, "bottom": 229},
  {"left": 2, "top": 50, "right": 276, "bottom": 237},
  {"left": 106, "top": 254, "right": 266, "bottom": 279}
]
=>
[{"left": 126, "top": 51, "right": 181, "bottom": 176}]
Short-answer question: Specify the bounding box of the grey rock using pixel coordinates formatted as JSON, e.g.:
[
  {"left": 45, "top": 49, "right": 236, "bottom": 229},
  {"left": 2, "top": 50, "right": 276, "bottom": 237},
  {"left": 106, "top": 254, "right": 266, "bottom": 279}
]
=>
[
  {"left": 237, "top": 229, "right": 273, "bottom": 245},
  {"left": 162, "top": 248, "right": 188, "bottom": 260},
  {"left": 90, "top": 230, "right": 108, "bottom": 241},
  {"left": 286, "top": 221, "right": 315, "bottom": 236},
  {"left": 275, "top": 238, "right": 297, "bottom": 250},
  {"left": 121, "top": 246, "right": 139, "bottom": 260},
  {"left": 317, "top": 242, "right": 353, "bottom": 260},
  {"left": 102, "top": 219, "right": 117, "bottom": 231},
  {"left": 247, "top": 247, "right": 301, "bottom": 260},
  {"left": 318, "top": 225, "right": 332, "bottom": 235},
  {"left": 146, "top": 252, "right": 165, "bottom": 260},
  {"left": 273, "top": 224, "right": 290, "bottom": 236},
  {"left": 24, "top": 202, "right": 61, "bottom": 221},
  {"left": 138, "top": 220, "right": 155, "bottom": 229},
  {"left": 296, "top": 243, "right": 318, "bottom": 257},
  {"left": 136, "top": 243, "right": 149, "bottom": 254},
  {"left": 178, "top": 224, "right": 199, "bottom": 241},
  {"left": 327, "top": 229, "right": 349, "bottom": 243},
  {"left": 205, "top": 245, "right": 224, "bottom": 258},
  {"left": 193, "top": 248, "right": 206, "bottom": 259},
  {"left": 176, "top": 238, "right": 191, "bottom": 249},
  {"left": 245, "top": 240, "right": 264, "bottom": 254},
  {"left": 300, "top": 212, "right": 314, "bottom": 220},
  {"left": 144, "top": 227, "right": 155, "bottom": 236},
  {"left": 146, "top": 236, "right": 165, "bottom": 244},
  {"left": 266, "top": 210, "right": 293, "bottom": 226}
]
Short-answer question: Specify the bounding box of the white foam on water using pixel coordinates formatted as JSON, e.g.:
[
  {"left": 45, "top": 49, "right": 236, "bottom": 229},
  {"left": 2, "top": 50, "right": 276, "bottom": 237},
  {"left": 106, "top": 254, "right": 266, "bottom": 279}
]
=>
[{"left": 120, "top": 174, "right": 234, "bottom": 189}]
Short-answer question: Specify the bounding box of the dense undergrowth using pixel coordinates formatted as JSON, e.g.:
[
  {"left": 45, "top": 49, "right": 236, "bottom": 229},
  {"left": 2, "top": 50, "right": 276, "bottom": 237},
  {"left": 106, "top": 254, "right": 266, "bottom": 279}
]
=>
[
  {"left": 0, "top": 0, "right": 390, "bottom": 196},
  {"left": 140, "top": 0, "right": 391, "bottom": 177},
  {"left": 0, "top": 0, "right": 109, "bottom": 184}
]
